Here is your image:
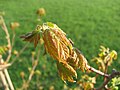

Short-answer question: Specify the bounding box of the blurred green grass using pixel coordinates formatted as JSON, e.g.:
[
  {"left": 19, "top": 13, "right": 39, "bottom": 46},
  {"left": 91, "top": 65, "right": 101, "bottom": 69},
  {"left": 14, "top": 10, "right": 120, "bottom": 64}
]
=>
[{"left": 0, "top": 0, "right": 120, "bottom": 89}]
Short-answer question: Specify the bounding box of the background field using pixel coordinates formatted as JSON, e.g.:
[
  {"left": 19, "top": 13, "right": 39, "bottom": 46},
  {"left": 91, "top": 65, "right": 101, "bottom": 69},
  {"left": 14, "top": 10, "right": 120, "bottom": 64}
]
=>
[{"left": 0, "top": 0, "right": 120, "bottom": 89}]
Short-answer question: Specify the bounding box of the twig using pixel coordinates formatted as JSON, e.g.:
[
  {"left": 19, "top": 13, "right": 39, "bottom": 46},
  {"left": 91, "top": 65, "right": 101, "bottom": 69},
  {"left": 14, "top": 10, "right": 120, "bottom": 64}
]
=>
[
  {"left": 21, "top": 47, "right": 40, "bottom": 90},
  {"left": 11, "top": 31, "right": 16, "bottom": 48},
  {"left": 0, "top": 56, "right": 10, "bottom": 90},
  {"left": 0, "top": 64, "right": 11, "bottom": 71},
  {"left": 27, "top": 47, "right": 40, "bottom": 85},
  {"left": 28, "top": 60, "right": 38, "bottom": 84},
  {"left": 21, "top": 61, "right": 38, "bottom": 90},
  {"left": 27, "top": 48, "right": 40, "bottom": 85},
  {"left": 10, "top": 43, "right": 29, "bottom": 65},
  {"left": 87, "top": 65, "right": 109, "bottom": 78},
  {"left": 0, "top": 16, "right": 12, "bottom": 62},
  {"left": 0, "top": 55, "right": 11, "bottom": 71},
  {"left": 0, "top": 58, "right": 14, "bottom": 90},
  {"left": 96, "top": 69, "right": 120, "bottom": 90},
  {"left": 0, "top": 16, "right": 15, "bottom": 90},
  {"left": 0, "top": 71, "right": 9, "bottom": 90},
  {"left": 3, "top": 69, "right": 14, "bottom": 90},
  {"left": 103, "top": 59, "right": 109, "bottom": 89}
]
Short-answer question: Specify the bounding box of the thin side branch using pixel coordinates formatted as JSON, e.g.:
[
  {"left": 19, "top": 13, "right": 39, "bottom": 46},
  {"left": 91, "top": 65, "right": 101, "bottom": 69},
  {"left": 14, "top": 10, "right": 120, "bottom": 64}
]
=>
[
  {"left": 87, "top": 65, "right": 120, "bottom": 90},
  {"left": 21, "top": 47, "right": 40, "bottom": 89},
  {"left": 11, "top": 31, "right": 16, "bottom": 48},
  {"left": 0, "top": 16, "right": 12, "bottom": 62},
  {"left": 0, "top": 55, "right": 11, "bottom": 70},
  {"left": 11, "top": 43, "right": 29, "bottom": 65},
  {"left": 28, "top": 60, "right": 38, "bottom": 84},
  {"left": 96, "top": 69, "right": 120, "bottom": 90},
  {"left": 21, "top": 61, "right": 38, "bottom": 90}
]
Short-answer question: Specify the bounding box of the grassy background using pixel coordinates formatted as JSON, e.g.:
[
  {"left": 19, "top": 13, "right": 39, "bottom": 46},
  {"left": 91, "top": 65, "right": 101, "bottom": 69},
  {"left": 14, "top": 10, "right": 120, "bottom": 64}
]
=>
[{"left": 0, "top": 0, "right": 120, "bottom": 89}]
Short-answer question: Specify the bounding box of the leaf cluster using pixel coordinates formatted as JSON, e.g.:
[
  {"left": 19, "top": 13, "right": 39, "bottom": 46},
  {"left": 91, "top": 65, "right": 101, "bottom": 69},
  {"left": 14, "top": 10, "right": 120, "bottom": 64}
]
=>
[{"left": 21, "top": 22, "right": 89, "bottom": 83}]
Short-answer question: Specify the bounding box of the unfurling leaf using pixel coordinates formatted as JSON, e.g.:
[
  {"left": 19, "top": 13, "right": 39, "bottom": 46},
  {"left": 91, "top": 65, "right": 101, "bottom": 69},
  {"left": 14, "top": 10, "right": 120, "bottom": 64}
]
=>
[
  {"left": 42, "top": 22, "right": 73, "bottom": 62},
  {"left": 20, "top": 30, "right": 40, "bottom": 47},
  {"left": 83, "top": 82, "right": 94, "bottom": 90},
  {"left": 93, "top": 46, "right": 117, "bottom": 71},
  {"left": 57, "top": 61, "right": 77, "bottom": 83},
  {"left": 92, "top": 57, "right": 105, "bottom": 71},
  {"left": 110, "top": 77, "right": 120, "bottom": 90},
  {"left": 66, "top": 48, "right": 88, "bottom": 72},
  {"left": 74, "top": 48, "right": 88, "bottom": 72},
  {"left": 110, "top": 50, "right": 117, "bottom": 60},
  {"left": 77, "top": 75, "right": 96, "bottom": 90},
  {"left": 105, "top": 50, "right": 117, "bottom": 66}
]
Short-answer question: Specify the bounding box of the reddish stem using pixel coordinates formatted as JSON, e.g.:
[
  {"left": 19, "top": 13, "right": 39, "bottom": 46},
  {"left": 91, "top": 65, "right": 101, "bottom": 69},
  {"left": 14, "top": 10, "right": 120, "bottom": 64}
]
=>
[{"left": 87, "top": 65, "right": 109, "bottom": 78}]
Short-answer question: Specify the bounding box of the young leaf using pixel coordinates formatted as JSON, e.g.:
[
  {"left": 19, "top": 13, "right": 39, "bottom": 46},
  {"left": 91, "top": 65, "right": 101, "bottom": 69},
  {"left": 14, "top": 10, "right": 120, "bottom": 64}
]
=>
[
  {"left": 74, "top": 48, "right": 88, "bottom": 72},
  {"left": 77, "top": 75, "right": 96, "bottom": 90},
  {"left": 20, "top": 30, "right": 40, "bottom": 47},
  {"left": 57, "top": 61, "right": 77, "bottom": 83},
  {"left": 42, "top": 22, "right": 73, "bottom": 62}
]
